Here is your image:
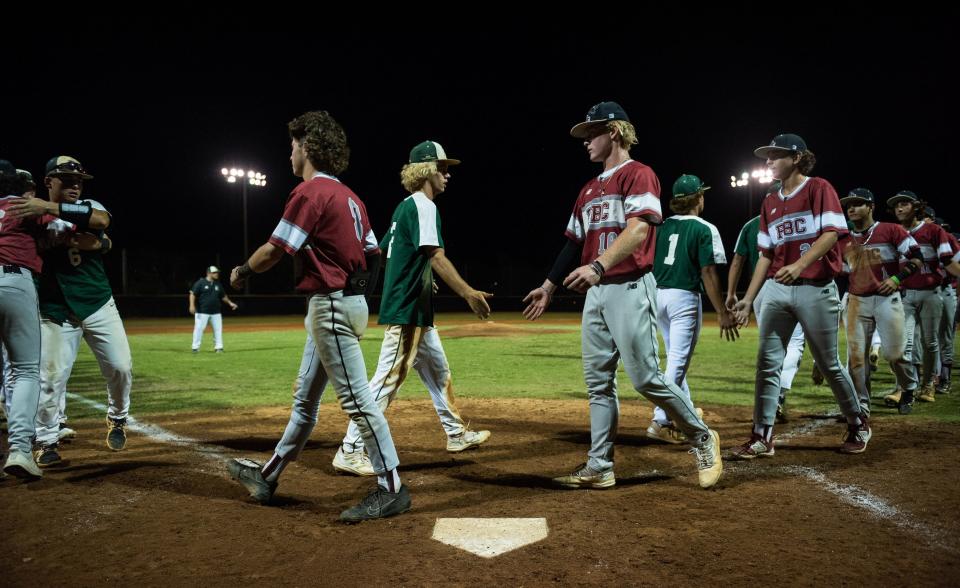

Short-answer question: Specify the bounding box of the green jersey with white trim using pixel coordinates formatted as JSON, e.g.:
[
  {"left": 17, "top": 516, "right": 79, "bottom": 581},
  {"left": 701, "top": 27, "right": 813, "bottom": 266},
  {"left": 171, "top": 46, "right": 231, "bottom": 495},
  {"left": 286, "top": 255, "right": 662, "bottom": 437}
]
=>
[
  {"left": 653, "top": 215, "right": 726, "bottom": 292},
  {"left": 378, "top": 192, "right": 444, "bottom": 327},
  {"left": 38, "top": 199, "right": 113, "bottom": 322}
]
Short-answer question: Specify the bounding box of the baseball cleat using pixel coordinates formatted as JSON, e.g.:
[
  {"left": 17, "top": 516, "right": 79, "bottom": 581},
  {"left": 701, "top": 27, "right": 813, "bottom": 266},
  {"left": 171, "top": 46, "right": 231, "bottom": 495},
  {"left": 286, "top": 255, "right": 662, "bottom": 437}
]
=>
[
  {"left": 553, "top": 463, "right": 615, "bottom": 489},
  {"left": 3, "top": 450, "right": 43, "bottom": 479},
  {"left": 227, "top": 458, "right": 277, "bottom": 504},
  {"left": 446, "top": 429, "right": 491, "bottom": 452},
  {"left": 339, "top": 484, "right": 411, "bottom": 523},
  {"left": 691, "top": 430, "right": 723, "bottom": 489},
  {"left": 35, "top": 443, "right": 63, "bottom": 468},
  {"left": 883, "top": 388, "right": 902, "bottom": 408},
  {"left": 725, "top": 434, "right": 775, "bottom": 460},
  {"left": 332, "top": 447, "right": 375, "bottom": 476},
  {"left": 917, "top": 385, "right": 936, "bottom": 403},
  {"left": 58, "top": 424, "right": 76, "bottom": 442},
  {"left": 106, "top": 418, "right": 127, "bottom": 451},
  {"left": 839, "top": 417, "right": 871, "bottom": 454},
  {"left": 646, "top": 421, "right": 686, "bottom": 444}
]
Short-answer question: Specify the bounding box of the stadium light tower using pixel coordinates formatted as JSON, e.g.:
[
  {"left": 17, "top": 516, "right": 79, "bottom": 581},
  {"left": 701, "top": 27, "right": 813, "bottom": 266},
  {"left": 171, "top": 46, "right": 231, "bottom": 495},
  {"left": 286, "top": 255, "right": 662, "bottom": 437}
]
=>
[
  {"left": 221, "top": 167, "right": 267, "bottom": 293},
  {"left": 730, "top": 167, "right": 774, "bottom": 216}
]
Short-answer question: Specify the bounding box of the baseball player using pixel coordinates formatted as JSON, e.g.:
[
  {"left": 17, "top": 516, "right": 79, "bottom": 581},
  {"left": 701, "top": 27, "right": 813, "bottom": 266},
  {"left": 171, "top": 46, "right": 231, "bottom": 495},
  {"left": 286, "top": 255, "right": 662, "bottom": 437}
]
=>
[
  {"left": 882, "top": 191, "right": 955, "bottom": 406},
  {"left": 936, "top": 220, "right": 957, "bottom": 394},
  {"left": 840, "top": 188, "right": 921, "bottom": 414},
  {"left": 523, "top": 101, "right": 722, "bottom": 490},
  {"left": 725, "top": 184, "right": 809, "bottom": 423},
  {"left": 9, "top": 156, "right": 132, "bottom": 468},
  {"left": 0, "top": 161, "right": 44, "bottom": 479},
  {"left": 647, "top": 174, "right": 738, "bottom": 444},
  {"left": 331, "top": 140, "right": 492, "bottom": 477},
  {"left": 226, "top": 110, "right": 410, "bottom": 523},
  {"left": 731, "top": 133, "right": 871, "bottom": 458},
  {"left": 189, "top": 265, "right": 238, "bottom": 353}
]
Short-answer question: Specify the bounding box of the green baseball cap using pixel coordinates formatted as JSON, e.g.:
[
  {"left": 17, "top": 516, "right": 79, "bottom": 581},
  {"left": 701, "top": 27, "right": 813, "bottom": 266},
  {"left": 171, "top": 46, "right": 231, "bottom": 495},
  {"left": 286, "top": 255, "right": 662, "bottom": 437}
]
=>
[
  {"left": 409, "top": 141, "right": 460, "bottom": 165},
  {"left": 672, "top": 174, "right": 711, "bottom": 198}
]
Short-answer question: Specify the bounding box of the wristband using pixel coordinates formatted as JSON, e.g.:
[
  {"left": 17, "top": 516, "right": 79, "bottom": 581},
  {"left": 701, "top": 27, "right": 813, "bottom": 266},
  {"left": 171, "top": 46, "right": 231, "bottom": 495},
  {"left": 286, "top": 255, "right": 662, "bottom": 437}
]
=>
[
  {"left": 59, "top": 202, "right": 93, "bottom": 229},
  {"left": 237, "top": 262, "right": 254, "bottom": 278}
]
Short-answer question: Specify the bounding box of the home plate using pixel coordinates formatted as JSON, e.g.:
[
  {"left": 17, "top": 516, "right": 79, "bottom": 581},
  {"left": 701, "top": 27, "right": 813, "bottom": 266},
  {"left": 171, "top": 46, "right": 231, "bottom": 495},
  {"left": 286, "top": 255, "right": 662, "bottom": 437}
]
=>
[{"left": 431, "top": 518, "right": 548, "bottom": 558}]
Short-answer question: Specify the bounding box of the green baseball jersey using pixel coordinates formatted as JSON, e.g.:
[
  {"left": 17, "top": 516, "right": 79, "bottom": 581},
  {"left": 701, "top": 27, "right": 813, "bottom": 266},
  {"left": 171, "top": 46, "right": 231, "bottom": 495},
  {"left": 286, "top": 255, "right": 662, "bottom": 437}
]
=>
[
  {"left": 191, "top": 278, "right": 225, "bottom": 314},
  {"left": 378, "top": 192, "right": 444, "bottom": 327},
  {"left": 653, "top": 215, "right": 726, "bottom": 291},
  {"left": 38, "top": 200, "right": 114, "bottom": 322},
  {"left": 734, "top": 215, "right": 761, "bottom": 280}
]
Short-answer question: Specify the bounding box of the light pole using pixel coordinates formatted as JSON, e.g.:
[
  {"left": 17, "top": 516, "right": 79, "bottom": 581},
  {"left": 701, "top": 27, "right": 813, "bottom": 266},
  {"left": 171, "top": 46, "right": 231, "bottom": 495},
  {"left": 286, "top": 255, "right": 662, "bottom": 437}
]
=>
[
  {"left": 221, "top": 167, "right": 267, "bottom": 293},
  {"left": 730, "top": 167, "right": 773, "bottom": 216}
]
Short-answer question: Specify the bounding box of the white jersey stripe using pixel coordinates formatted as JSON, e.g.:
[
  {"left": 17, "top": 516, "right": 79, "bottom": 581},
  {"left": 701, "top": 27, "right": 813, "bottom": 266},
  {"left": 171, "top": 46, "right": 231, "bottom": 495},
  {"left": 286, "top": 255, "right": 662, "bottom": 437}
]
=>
[
  {"left": 624, "top": 193, "right": 661, "bottom": 216},
  {"left": 271, "top": 219, "right": 308, "bottom": 252}
]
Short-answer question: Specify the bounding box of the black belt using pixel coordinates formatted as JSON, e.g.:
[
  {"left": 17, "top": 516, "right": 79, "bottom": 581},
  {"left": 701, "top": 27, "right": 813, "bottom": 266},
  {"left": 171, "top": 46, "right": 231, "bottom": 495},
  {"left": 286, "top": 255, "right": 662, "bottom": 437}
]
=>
[
  {"left": 1, "top": 264, "right": 25, "bottom": 274},
  {"left": 786, "top": 278, "right": 831, "bottom": 287}
]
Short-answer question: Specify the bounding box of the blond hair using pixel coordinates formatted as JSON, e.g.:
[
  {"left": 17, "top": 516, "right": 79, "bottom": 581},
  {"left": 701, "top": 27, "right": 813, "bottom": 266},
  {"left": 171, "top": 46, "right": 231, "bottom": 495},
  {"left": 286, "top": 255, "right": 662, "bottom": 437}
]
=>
[
  {"left": 608, "top": 120, "right": 638, "bottom": 150},
  {"left": 400, "top": 161, "right": 437, "bottom": 193}
]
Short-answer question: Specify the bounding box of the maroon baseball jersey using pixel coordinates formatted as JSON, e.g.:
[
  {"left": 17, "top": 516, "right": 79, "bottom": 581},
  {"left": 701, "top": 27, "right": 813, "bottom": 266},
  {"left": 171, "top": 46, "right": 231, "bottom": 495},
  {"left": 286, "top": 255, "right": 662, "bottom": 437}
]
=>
[
  {"left": 900, "top": 221, "right": 956, "bottom": 290},
  {"left": 268, "top": 173, "right": 379, "bottom": 294},
  {"left": 564, "top": 160, "right": 662, "bottom": 278},
  {"left": 757, "top": 177, "right": 848, "bottom": 280},
  {"left": 0, "top": 195, "right": 43, "bottom": 273},
  {"left": 941, "top": 232, "right": 959, "bottom": 287},
  {"left": 844, "top": 221, "right": 918, "bottom": 296}
]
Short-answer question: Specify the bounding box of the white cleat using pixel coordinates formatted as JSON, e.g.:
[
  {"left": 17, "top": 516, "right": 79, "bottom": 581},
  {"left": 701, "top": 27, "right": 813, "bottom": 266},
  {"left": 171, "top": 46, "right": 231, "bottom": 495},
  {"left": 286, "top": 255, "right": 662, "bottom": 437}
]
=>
[
  {"left": 447, "top": 429, "right": 491, "bottom": 452},
  {"left": 332, "top": 447, "right": 376, "bottom": 476}
]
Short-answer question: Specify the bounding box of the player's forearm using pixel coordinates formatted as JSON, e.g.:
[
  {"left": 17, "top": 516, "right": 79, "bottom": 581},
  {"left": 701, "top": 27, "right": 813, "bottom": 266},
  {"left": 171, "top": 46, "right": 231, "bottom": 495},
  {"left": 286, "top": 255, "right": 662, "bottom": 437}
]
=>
[
  {"left": 595, "top": 218, "right": 649, "bottom": 271},
  {"left": 744, "top": 254, "right": 773, "bottom": 301},
  {"left": 727, "top": 255, "right": 744, "bottom": 298},
  {"left": 430, "top": 250, "right": 472, "bottom": 298},
  {"left": 794, "top": 232, "right": 838, "bottom": 271},
  {"left": 700, "top": 265, "right": 728, "bottom": 316},
  {"left": 189, "top": 293, "right": 196, "bottom": 306},
  {"left": 246, "top": 242, "right": 285, "bottom": 274}
]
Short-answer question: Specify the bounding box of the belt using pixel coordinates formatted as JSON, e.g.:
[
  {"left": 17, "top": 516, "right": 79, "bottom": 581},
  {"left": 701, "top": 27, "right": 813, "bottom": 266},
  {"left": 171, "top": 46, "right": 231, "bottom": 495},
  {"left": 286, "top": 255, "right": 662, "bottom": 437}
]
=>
[
  {"left": 599, "top": 272, "right": 645, "bottom": 285},
  {"left": 1, "top": 264, "right": 25, "bottom": 274},
  {"left": 785, "top": 278, "right": 831, "bottom": 287}
]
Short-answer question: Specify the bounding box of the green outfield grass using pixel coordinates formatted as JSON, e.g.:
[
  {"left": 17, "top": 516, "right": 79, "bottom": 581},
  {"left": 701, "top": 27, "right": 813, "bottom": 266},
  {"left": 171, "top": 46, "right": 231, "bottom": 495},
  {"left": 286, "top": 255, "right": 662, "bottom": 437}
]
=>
[{"left": 63, "top": 313, "right": 959, "bottom": 422}]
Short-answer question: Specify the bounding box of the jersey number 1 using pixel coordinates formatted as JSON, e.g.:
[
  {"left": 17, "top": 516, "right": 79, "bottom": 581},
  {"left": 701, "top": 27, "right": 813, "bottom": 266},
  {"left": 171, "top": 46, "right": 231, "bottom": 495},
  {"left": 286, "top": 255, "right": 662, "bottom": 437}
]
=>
[{"left": 662, "top": 234, "right": 680, "bottom": 265}]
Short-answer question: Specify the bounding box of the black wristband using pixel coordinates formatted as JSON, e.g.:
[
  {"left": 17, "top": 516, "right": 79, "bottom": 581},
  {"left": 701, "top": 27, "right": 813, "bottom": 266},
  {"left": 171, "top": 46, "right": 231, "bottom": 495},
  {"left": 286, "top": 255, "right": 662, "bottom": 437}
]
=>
[
  {"left": 591, "top": 260, "right": 606, "bottom": 277},
  {"left": 237, "top": 262, "right": 254, "bottom": 278},
  {"left": 59, "top": 202, "right": 93, "bottom": 230},
  {"left": 99, "top": 236, "right": 112, "bottom": 253}
]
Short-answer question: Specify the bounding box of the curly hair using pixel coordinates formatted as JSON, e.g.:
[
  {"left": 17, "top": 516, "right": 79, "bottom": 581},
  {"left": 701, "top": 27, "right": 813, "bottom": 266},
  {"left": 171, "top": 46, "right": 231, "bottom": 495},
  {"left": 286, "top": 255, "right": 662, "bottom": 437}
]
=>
[
  {"left": 607, "top": 120, "right": 638, "bottom": 150},
  {"left": 400, "top": 162, "right": 437, "bottom": 193},
  {"left": 669, "top": 193, "right": 702, "bottom": 215},
  {"left": 796, "top": 150, "right": 816, "bottom": 175},
  {"left": 287, "top": 111, "right": 350, "bottom": 176}
]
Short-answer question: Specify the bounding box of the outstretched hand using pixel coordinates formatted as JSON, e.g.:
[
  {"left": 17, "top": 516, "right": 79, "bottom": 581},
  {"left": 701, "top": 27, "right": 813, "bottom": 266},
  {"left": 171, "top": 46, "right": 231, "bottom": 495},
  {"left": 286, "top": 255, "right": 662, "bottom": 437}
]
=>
[{"left": 522, "top": 287, "right": 551, "bottom": 321}]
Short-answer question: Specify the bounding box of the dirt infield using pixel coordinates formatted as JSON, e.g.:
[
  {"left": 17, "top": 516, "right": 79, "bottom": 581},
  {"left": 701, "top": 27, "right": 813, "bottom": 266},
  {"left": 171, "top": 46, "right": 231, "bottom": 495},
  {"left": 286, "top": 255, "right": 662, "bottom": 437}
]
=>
[{"left": 2, "top": 399, "right": 958, "bottom": 587}]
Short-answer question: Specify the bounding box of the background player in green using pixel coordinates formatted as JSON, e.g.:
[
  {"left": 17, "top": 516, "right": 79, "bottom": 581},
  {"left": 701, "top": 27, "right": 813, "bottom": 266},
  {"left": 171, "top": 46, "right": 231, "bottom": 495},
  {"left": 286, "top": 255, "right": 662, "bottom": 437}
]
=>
[
  {"left": 647, "top": 175, "right": 738, "bottom": 444},
  {"left": 333, "top": 140, "right": 492, "bottom": 476},
  {"left": 14, "top": 156, "right": 133, "bottom": 466},
  {"left": 189, "top": 265, "right": 238, "bottom": 353},
  {"left": 726, "top": 181, "right": 808, "bottom": 423}
]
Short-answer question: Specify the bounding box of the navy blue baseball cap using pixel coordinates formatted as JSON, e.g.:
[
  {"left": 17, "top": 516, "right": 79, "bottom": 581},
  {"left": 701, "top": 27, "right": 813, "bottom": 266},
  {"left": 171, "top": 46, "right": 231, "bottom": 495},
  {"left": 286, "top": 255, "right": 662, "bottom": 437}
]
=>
[
  {"left": 570, "top": 101, "right": 630, "bottom": 139},
  {"left": 840, "top": 187, "right": 875, "bottom": 206},
  {"left": 887, "top": 190, "right": 920, "bottom": 207},
  {"left": 754, "top": 133, "right": 808, "bottom": 159},
  {"left": 0, "top": 159, "right": 16, "bottom": 176}
]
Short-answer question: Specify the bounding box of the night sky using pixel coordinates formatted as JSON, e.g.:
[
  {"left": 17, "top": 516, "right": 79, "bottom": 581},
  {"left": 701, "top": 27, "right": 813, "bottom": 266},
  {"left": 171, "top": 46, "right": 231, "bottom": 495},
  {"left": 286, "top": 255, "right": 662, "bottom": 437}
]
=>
[{"left": 4, "top": 25, "right": 954, "bottom": 300}]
